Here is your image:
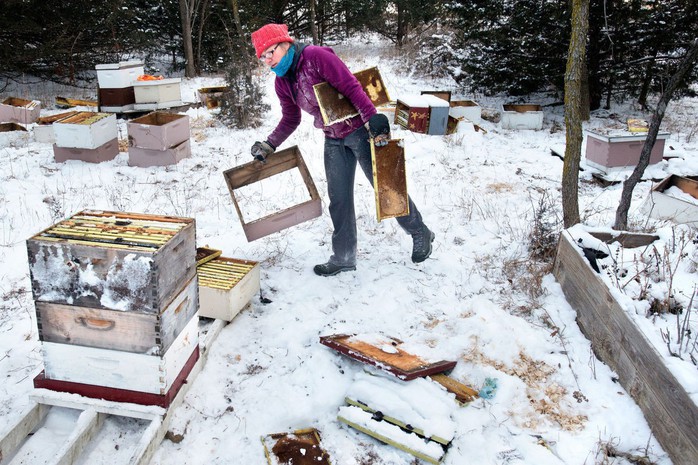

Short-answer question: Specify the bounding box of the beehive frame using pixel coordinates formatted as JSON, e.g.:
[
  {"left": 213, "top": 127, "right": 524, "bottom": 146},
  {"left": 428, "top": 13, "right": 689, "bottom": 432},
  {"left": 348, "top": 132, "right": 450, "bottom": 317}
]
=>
[
  {"left": 370, "top": 139, "right": 409, "bottom": 221},
  {"left": 222, "top": 146, "right": 321, "bottom": 241}
]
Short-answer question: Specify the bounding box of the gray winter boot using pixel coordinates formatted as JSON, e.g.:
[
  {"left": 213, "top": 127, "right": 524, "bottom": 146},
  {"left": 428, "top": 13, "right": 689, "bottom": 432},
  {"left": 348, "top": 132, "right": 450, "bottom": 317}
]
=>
[{"left": 411, "top": 225, "right": 435, "bottom": 263}]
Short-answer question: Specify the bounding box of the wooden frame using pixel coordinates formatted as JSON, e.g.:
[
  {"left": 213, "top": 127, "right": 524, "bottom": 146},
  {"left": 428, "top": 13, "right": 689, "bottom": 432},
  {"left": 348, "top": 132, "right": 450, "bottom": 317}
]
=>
[
  {"left": 319, "top": 334, "right": 456, "bottom": 380},
  {"left": 553, "top": 231, "right": 698, "bottom": 465},
  {"left": 314, "top": 67, "right": 391, "bottom": 125},
  {"left": 370, "top": 139, "right": 409, "bottom": 221},
  {"left": 261, "top": 428, "right": 331, "bottom": 465},
  {"left": 222, "top": 146, "right": 322, "bottom": 242}
]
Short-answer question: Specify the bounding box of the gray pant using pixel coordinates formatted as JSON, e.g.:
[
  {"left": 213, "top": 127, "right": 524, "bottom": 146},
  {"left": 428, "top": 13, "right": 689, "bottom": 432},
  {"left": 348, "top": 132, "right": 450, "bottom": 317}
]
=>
[{"left": 323, "top": 126, "right": 425, "bottom": 266}]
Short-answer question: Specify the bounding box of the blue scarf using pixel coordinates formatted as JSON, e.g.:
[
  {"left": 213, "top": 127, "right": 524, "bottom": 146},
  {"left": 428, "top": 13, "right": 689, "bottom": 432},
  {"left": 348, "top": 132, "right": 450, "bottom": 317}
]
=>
[{"left": 272, "top": 46, "right": 295, "bottom": 77}]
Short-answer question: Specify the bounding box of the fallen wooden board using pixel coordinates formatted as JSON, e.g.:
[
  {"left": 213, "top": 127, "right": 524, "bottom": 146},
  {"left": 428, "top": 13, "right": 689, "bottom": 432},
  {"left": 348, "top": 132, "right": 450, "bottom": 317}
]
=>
[
  {"left": 319, "top": 333, "right": 456, "bottom": 380},
  {"left": 55, "top": 96, "right": 98, "bottom": 108},
  {"left": 429, "top": 373, "right": 479, "bottom": 404}
]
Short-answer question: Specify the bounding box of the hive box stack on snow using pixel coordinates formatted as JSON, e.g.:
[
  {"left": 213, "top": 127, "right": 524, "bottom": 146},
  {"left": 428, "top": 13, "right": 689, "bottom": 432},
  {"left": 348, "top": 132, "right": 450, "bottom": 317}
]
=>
[
  {"left": 500, "top": 103, "right": 544, "bottom": 130},
  {"left": 584, "top": 129, "right": 669, "bottom": 175},
  {"left": 197, "top": 256, "right": 260, "bottom": 322},
  {"left": 133, "top": 78, "right": 183, "bottom": 111},
  {"left": 27, "top": 210, "right": 200, "bottom": 408},
  {"left": 52, "top": 111, "right": 118, "bottom": 162},
  {"left": 0, "top": 97, "right": 41, "bottom": 124},
  {"left": 127, "top": 111, "right": 191, "bottom": 167},
  {"left": 96, "top": 60, "right": 144, "bottom": 112},
  {"left": 394, "top": 95, "right": 449, "bottom": 135}
]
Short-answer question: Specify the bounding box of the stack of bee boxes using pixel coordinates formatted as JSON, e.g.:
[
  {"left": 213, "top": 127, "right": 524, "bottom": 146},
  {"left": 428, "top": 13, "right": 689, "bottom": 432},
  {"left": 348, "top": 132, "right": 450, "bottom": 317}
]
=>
[
  {"left": 27, "top": 210, "right": 199, "bottom": 407},
  {"left": 52, "top": 112, "right": 119, "bottom": 163},
  {"left": 127, "top": 111, "right": 191, "bottom": 167},
  {"left": 96, "top": 61, "right": 144, "bottom": 113}
]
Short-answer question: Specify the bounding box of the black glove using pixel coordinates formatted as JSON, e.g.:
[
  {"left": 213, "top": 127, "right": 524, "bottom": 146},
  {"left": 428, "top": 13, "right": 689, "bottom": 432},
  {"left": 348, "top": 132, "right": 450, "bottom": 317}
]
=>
[
  {"left": 368, "top": 113, "right": 390, "bottom": 146},
  {"left": 251, "top": 140, "right": 275, "bottom": 163}
]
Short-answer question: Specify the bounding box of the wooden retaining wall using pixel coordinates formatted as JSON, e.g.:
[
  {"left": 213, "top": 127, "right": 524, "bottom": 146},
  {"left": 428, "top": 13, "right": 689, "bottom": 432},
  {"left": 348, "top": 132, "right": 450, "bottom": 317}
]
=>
[{"left": 553, "top": 231, "right": 698, "bottom": 465}]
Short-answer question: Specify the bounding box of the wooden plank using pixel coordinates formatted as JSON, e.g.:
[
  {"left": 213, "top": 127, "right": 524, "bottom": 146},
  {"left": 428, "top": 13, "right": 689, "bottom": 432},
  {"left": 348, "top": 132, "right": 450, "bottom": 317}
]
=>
[
  {"left": 0, "top": 403, "right": 49, "bottom": 463},
  {"left": 320, "top": 334, "right": 456, "bottom": 380},
  {"left": 553, "top": 232, "right": 698, "bottom": 465},
  {"left": 314, "top": 67, "right": 391, "bottom": 125},
  {"left": 51, "top": 409, "right": 104, "bottom": 465},
  {"left": 371, "top": 139, "right": 409, "bottom": 221},
  {"left": 429, "top": 374, "right": 479, "bottom": 404}
]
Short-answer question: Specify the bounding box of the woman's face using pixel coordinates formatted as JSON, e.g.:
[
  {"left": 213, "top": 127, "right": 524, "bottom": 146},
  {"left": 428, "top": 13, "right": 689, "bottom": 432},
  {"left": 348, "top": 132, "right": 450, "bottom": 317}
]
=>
[{"left": 261, "top": 42, "right": 289, "bottom": 68}]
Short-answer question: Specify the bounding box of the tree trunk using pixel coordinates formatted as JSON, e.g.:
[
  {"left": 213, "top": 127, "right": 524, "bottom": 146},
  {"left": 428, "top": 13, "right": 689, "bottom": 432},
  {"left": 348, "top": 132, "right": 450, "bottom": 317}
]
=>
[
  {"left": 195, "top": 0, "right": 211, "bottom": 75},
  {"left": 637, "top": 51, "right": 658, "bottom": 110},
  {"left": 614, "top": 39, "right": 698, "bottom": 230},
  {"left": 309, "top": 0, "right": 318, "bottom": 44},
  {"left": 561, "top": 0, "right": 589, "bottom": 228},
  {"left": 179, "top": 0, "right": 196, "bottom": 78},
  {"left": 396, "top": 2, "right": 406, "bottom": 46}
]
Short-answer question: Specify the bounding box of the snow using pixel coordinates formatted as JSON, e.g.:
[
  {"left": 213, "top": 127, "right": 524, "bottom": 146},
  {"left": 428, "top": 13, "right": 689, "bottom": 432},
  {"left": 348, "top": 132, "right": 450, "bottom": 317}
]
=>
[{"left": 1, "top": 38, "right": 697, "bottom": 464}]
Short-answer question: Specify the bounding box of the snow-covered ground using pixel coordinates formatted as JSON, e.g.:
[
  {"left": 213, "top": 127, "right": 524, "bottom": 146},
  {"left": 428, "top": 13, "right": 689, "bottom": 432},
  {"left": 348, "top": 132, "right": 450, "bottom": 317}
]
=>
[{"left": 1, "top": 38, "right": 697, "bottom": 464}]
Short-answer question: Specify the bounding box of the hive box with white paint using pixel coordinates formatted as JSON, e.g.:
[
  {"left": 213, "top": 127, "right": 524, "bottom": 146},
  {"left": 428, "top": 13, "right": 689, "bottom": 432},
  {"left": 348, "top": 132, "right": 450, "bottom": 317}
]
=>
[
  {"left": 133, "top": 78, "right": 182, "bottom": 110},
  {"left": 0, "top": 97, "right": 41, "bottom": 124},
  {"left": 640, "top": 174, "right": 698, "bottom": 225},
  {"left": 96, "top": 60, "right": 144, "bottom": 88},
  {"left": 500, "top": 103, "right": 544, "bottom": 130},
  {"left": 53, "top": 111, "right": 117, "bottom": 149},
  {"left": 26, "top": 210, "right": 197, "bottom": 314},
  {"left": 197, "top": 257, "right": 260, "bottom": 321}
]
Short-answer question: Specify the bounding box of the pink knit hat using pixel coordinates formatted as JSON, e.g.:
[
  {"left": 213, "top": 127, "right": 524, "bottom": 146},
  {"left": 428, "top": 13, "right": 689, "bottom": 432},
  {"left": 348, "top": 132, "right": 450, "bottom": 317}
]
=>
[{"left": 251, "top": 24, "right": 294, "bottom": 59}]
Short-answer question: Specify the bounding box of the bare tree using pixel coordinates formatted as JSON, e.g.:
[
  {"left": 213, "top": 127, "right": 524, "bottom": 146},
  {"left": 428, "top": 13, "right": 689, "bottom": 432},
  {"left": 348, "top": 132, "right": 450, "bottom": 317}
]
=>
[
  {"left": 614, "top": 39, "right": 698, "bottom": 230},
  {"left": 179, "top": 0, "right": 196, "bottom": 77},
  {"left": 309, "top": 0, "right": 318, "bottom": 44},
  {"left": 561, "top": 0, "right": 589, "bottom": 228}
]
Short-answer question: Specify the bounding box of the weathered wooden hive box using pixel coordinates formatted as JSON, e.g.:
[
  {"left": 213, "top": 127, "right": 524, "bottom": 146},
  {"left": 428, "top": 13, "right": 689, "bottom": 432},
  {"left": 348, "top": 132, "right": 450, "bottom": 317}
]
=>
[
  {"left": 197, "top": 256, "right": 260, "bottom": 321},
  {"left": 500, "top": 103, "right": 544, "bottom": 130},
  {"left": 449, "top": 100, "right": 481, "bottom": 124},
  {"left": 33, "top": 111, "right": 78, "bottom": 143},
  {"left": 96, "top": 60, "right": 143, "bottom": 112},
  {"left": 0, "top": 97, "right": 41, "bottom": 124},
  {"left": 28, "top": 210, "right": 200, "bottom": 403},
  {"left": 421, "top": 90, "right": 451, "bottom": 102},
  {"left": 53, "top": 111, "right": 117, "bottom": 149},
  {"left": 133, "top": 78, "right": 182, "bottom": 110},
  {"left": 198, "top": 86, "right": 229, "bottom": 109},
  {"left": 127, "top": 111, "right": 191, "bottom": 167},
  {"left": 223, "top": 146, "right": 322, "bottom": 241},
  {"left": 371, "top": 139, "right": 409, "bottom": 221},
  {"left": 27, "top": 210, "right": 197, "bottom": 314},
  {"left": 640, "top": 174, "right": 698, "bottom": 225},
  {"left": 584, "top": 129, "right": 668, "bottom": 173}
]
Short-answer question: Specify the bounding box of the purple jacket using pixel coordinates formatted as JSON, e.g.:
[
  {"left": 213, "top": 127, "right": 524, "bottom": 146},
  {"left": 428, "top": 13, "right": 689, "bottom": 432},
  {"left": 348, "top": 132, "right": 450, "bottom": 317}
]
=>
[{"left": 266, "top": 45, "right": 377, "bottom": 148}]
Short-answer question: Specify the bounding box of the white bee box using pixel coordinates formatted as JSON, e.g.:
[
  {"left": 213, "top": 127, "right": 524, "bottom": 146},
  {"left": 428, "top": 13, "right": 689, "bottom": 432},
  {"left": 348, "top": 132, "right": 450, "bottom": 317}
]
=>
[
  {"left": 500, "top": 103, "right": 544, "bottom": 130},
  {"left": 53, "top": 112, "right": 117, "bottom": 149},
  {"left": 96, "top": 61, "right": 144, "bottom": 89},
  {"left": 197, "top": 257, "right": 260, "bottom": 322},
  {"left": 133, "top": 78, "right": 182, "bottom": 104}
]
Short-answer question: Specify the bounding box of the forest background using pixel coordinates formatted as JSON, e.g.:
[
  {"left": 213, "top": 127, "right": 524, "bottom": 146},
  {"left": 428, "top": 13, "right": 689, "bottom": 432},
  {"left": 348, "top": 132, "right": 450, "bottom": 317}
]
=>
[{"left": 1, "top": 0, "right": 697, "bottom": 113}]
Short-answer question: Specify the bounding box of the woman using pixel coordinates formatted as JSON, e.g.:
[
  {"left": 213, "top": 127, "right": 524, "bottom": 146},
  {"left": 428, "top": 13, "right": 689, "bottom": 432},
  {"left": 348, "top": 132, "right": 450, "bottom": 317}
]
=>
[{"left": 250, "top": 23, "right": 434, "bottom": 276}]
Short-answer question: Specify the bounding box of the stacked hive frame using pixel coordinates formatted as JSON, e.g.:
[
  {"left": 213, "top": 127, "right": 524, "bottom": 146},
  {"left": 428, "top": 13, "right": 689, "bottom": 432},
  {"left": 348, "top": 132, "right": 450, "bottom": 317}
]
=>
[
  {"left": 52, "top": 112, "right": 119, "bottom": 163},
  {"left": 96, "top": 61, "right": 143, "bottom": 112},
  {"left": 127, "top": 111, "right": 191, "bottom": 167}
]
